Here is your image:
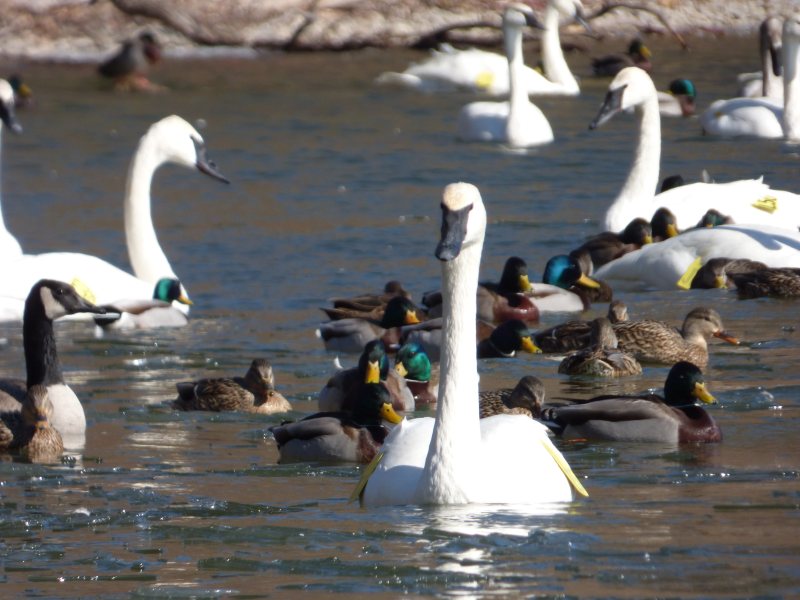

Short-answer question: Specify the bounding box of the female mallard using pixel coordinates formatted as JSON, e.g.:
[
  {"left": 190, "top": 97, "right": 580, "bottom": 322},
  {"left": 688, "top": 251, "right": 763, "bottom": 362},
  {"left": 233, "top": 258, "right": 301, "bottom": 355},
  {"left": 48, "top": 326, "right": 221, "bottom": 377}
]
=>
[
  {"left": 317, "top": 296, "right": 422, "bottom": 353},
  {"left": 571, "top": 218, "right": 653, "bottom": 270},
  {"left": 477, "top": 319, "right": 541, "bottom": 359},
  {"left": 173, "top": 358, "right": 292, "bottom": 414},
  {"left": 271, "top": 383, "right": 403, "bottom": 464},
  {"left": 94, "top": 277, "right": 192, "bottom": 331},
  {"left": 541, "top": 361, "right": 721, "bottom": 443},
  {"left": 394, "top": 342, "right": 438, "bottom": 407},
  {"left": 558, "top": 317, "right": 642, "bottom": 377},
  {"left": 0, "top": 384, "right": 64, "bottom": 463},
  {"left": 591, "top": 38, "right": 652, "bottom": 77},
  {"left": 535, "top": 299, "right": 629, "bottom": 353},
  {"left": 318, "top": 340, "right": 414, "bottom": 413},
  {"left": 423, "top": 255, "right": 539, "bottom": 324},
  {"left": 613, "top": 307, "right": 739, "bottom": 368},
  {"left": 730, "top": 267, "right": 800, "bottom": 299},
  {"left": 478, "top": 375, "right": 545, "bottom": 419},
  {"left": 98, "top": 31, "right": 164, "bottom": 92},
  {"left": 690, "top": 258, "right": 768, "bottom": 289},
  {"left": 324, "top": 280, "right": 411, "bottom": 316}
]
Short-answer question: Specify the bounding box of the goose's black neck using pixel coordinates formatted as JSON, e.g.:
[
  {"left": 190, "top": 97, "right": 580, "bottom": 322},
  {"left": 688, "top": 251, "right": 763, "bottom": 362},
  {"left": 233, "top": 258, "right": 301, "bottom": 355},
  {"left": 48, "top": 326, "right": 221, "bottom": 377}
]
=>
[{"left": 23, "top": 302, "right": 63, "bottom": 388}]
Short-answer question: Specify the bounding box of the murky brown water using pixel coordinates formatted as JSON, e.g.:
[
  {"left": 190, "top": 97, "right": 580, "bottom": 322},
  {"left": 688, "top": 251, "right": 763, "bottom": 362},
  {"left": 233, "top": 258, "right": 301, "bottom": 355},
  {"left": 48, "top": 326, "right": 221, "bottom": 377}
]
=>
[{"left": 0, "top": 34, "right": 798, "bottom": 598}]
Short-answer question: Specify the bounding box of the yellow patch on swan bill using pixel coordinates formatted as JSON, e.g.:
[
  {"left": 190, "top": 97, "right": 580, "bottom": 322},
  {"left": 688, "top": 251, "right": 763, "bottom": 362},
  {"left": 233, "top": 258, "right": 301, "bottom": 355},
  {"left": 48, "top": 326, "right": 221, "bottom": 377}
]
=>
[
  {"left": 541, "top": 438, "right": 589, "bottom": 498},
  {"left": 676, "top": 257, "right": 703, "bottom": 290},
  {"left": 349, "top": 451, "right": 384, "bottom": 505},
  {"left": 752, "top": 196, "right": 778, "bottom": 213},
  {"left": 70, "top": 278, "right": 96, "bottom": 304}
]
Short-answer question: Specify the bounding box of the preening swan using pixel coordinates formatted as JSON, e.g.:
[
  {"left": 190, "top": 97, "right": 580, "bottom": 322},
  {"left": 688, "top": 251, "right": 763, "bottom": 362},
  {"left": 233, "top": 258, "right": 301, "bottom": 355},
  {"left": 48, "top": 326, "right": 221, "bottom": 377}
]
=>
[
  {"left": 0, "top": 78, "right": 23, "bottom": 259},
  {"left": 360, "top": 182, "right": 586, "bottom": 507},
  {"left": 457, "top": 4, "right": 554, "bottom": 147},
  {"left": 590, "top": 66, "right": 800, "bottom": 232},
  {"left": 0, "top": 115, "right": 229, "bottom": 322},
  {"left": 701, "top": 13, "right": 799, "bottom": 140},
  {"left": 376, "top": 0, "right": 587, "bottom": 97}
]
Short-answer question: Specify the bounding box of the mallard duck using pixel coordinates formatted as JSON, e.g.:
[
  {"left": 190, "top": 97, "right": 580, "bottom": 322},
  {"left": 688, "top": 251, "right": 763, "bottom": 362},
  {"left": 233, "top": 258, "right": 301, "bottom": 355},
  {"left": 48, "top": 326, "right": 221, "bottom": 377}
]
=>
[
  {"left": 591, "top": 38, "right": 652, "bottom": 77},
  {"left": 477, "top": 319, "right": 541, "bottom": 359},
  {"left": 318, "top": 340, "right": 414, "bottom": 413},
  {"left": 478, "top": 375, "right": 545, "bottom": 419},
  {"left": 0, "top": 280, "right": 107, "bottom": 450},
  {"left": 658, "top": 79, "right": 697, "bottom": 117},
  {"left": 424, "top": 256, "right": 539, "bottom": 323},
  {"left": 317, "top": 295, "right": 422, "bottom": 354},
  {"left": 571, "top": 218, "right": 653, "bottom": 270},
  {"left": 729, "top": 267, "right": 800, "bottom": 299},
  {"left": 98, "top": 31, "right": 164, "bottom": 92},
  {"left": 613, "top": 307, "right": 739, "bottom": 368},
  {"left": 697, "top": 209, "right": 734, "bottom": 228},
  {"left": 173, "top": 358, "right": 292, "bottom": 414},
  {"left": 690, "top": 258, "right": 768, "bottom": 289},
  {"left": 271, "top": 383, "right": 403, "bottom": 464},
  {"left": 0, "top": 384, "right": 64, "bottom": 463},
  {"left": 650, "top": 207, "right": 679, "bottom": 241},
  {"left": 558, "top": 317, "right": 642, "bottom": 377},
  {"left": 394, "top": 342, "right": 438, "bottom": 407},
  {"left": 361, "top": 183, "right": 584, "bottom": 507},
  {"left": 541, "top": 361, "right": 721, "bottom": 443},
  {"left": 398, "top": 317, "right": 496, "bottom": 363},
  {"left": 8, "top": 75, "right": 33, "bottom": 109},
  {"left": 534, "top": 299, "right": 629, "bottom": 354},
  {"left": 328, "top": 280, "right": 411, "bottom": 313},
  {"left": 542, "top": 253, "right": 609, "bottom": 307},
  {"left": 94, "top": 277, "right": 192, "bottom": 331}
]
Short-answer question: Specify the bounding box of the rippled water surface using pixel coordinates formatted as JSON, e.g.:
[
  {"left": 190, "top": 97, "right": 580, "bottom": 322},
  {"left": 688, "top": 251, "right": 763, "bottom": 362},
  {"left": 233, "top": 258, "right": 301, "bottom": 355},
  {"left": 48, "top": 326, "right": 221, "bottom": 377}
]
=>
[{"left": 0, "top": 35, "right": 799, "bottom": 598}]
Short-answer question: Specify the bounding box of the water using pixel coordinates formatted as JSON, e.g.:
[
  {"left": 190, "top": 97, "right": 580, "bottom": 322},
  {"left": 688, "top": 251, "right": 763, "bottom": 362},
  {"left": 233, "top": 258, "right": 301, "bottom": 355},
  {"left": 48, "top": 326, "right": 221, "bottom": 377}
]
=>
[{"left": 0, "top": 35, "right": 799, "bottom": 598}]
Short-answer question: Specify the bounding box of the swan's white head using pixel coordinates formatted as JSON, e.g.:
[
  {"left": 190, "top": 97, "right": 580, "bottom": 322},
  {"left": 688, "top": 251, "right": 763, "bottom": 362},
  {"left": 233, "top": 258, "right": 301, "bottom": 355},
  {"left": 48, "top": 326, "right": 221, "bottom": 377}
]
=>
[
  {"left": 785, "top": 12, "right": 800, "bottom": 47},
  {"left": 0, "top": 79, "right": 22, "bottom": 134},
  {"left": 143, "top": 115, "right": 229, "bottom": 183},
  {"left": 552, "top": 0, "right": 589, "bottom": 25},
  {"left": 589, "top": 67, "right": 657, "bottom": 129},
  {"left": 435, "top": 183, "right": 486, "bottom": 261},
  {"left": 503, "top": 3, "right": 545, "bottom": 32}
]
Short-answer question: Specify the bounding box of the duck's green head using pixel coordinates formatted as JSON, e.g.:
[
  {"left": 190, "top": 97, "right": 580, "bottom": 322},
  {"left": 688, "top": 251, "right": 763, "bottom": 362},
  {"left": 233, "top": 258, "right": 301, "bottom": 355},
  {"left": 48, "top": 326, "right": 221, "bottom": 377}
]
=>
[
  {"left": 650, "top": 207, "right": 679, "bottom": 239},
  {"left": 153, "top": 278, "right": 192, "bottom": 305},
  {"left": 663, "top": 361, "right": 716, "bottom": 406},
  {"left": 498, "top": 256, "right": 532, "bottom": 293},
  {"left": 489, "top": 319, "right": 541, "bottom": 355},
  {"left": 395, "top": 342, "right": 431, "bottom": 382},
  {"left": 358, "top": 340, "right": 389, "bottom": 384},
  {"left": 697, "top": 209, "right": 732, "bottom": 228},
  {"left": 668, "top": 78, "right": 696, "bottom": 99},
  {"left": 543, "top": 255, "right": 601, "bottom": 290},
  {"left": 352, "top": 383, "right": 403, "bottom": 425},
  {"left": 380, "top": 296, "right": 421, "bottom": 328}
]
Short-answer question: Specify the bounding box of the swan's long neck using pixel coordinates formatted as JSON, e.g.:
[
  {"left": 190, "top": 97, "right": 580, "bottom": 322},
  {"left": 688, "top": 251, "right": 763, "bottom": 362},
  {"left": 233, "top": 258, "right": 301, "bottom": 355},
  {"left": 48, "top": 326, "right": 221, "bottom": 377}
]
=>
[
  {"left": 417, "top": 235, "right": 483, "bottom": 504},
  {"left": 605, "top": 92, "right": 661, "bottom": 231},
  {"left": 0, "top": 123, "right": 22, "bottom": 256},
  {"left": 762, "top": 38, "right": 782, "bottom": 99},
  {"left": 124, "top": 133, "right": 176, "bottom": 284},
  {"left": 783, "top": 31, "right": 800, "bottom": 142},
  {"left": 505, "top": 23, "right": 531, "bottom": 144},
  {"left": 542, "top": 4, "right": 579, "bottom": 93}
]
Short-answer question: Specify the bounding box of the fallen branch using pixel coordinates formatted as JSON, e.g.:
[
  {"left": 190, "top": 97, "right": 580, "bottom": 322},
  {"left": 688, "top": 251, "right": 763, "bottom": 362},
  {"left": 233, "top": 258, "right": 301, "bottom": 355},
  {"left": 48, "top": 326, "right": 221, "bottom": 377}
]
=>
[{"left": 586, "top": 1, "right": 689, "bottom": 49}]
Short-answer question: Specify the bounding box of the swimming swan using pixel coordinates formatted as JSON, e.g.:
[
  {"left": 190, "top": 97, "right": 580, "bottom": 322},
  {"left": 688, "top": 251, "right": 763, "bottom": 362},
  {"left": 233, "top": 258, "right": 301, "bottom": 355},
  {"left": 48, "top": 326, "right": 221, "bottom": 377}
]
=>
[
  {"left": 0, "top": 79, "right": 23, "bottom": 258},
  {"left": 360, "top": 182, "right": 586, "bottom": 507},
  {"left": 0, "top": 115, "right": 229, "bottom": 322},
  {"left": 376, "top": 0, "right": 587, "bottom": 97},
  {"left": 702, "top": 13, "right": 799, "bottom": 140},
  {"left": 737, "top": 17, "right": 784, "bottom": 101},
  {"left": 590, "top": 66, "right": 800, "bottom": 232},
  {"left": 457, "top": 4, "right": 554, "bottom": 147}
]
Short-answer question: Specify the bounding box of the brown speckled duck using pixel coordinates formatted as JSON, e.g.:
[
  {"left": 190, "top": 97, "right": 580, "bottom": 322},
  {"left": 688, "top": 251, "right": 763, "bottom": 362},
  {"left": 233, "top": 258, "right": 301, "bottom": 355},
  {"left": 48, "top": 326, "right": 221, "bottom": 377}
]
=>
[
  {"left": 558, "top": 317, "right": 642, "bottom": 377},
  {"left": 478, "top": 375, "right": 545, "bottom": 419},
  {"left": 534, "top": 299, "right": 629, "bottom": 354},
  {"left": 173, "top": 358, "right": 292, "bottom": 414},
  {"left": 613, "top": 307, "right": 739, "bottom": 368},
  {"left": 0, "top": 384, "right": 64, "bottom": 463}
]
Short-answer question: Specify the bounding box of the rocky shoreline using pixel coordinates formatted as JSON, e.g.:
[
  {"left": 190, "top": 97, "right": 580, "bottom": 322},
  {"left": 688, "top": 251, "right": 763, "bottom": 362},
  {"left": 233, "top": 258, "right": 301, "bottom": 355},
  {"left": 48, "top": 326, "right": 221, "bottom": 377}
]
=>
[{"left": 3, "top": 0, "right": 797, "bottom": 61}]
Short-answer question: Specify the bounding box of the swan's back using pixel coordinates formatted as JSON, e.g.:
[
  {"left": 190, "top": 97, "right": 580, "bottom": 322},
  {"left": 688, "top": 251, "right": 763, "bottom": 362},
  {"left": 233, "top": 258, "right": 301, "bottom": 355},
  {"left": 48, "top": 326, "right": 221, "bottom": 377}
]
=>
[{"left": 700, "top": 97, "right": 784, "bottom": 138}]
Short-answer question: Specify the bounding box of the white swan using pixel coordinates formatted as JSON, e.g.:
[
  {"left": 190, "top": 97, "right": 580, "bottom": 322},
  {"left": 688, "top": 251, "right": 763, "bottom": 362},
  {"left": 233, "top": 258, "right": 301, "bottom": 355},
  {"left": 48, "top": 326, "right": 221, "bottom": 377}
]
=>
[
  {"left": 0, "top": 115, "right": 229, "bottom": 322},
  {"left": 0, "top": 79, "right": 23, "bottom": 259},
  {"left": 701, "top": 13, "right": 799, "bottom": 140},
  {"left": 590, "top": 66, "right": 800, "bottom": 232},
  {"left": 361, "top": 183, "right": 586, "bottom": 507},
  {"left": 376, "top": 0, "right": 587, "bottom": 97},
  {"left": 737, "top": 17, "right": 784, "bottom": 101},
  {"left": 594, "top": 224, "right": 800, "bottom": 291},
  {"left": 457, "top": 4, "right": 554, "bottom": 147}
]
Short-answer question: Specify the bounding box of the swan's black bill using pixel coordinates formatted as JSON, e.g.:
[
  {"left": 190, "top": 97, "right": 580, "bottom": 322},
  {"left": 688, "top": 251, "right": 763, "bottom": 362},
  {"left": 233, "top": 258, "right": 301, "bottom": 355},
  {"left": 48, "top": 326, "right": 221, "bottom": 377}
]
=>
[
  {"left": 435, "top": 203, "right": 472, "bottom": 261},
  {"left": 589, "top": 85, "right": 627, "bottom": 130},
  {"left": 193, "top": 139, "right": 230, "bottom": 184}
]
